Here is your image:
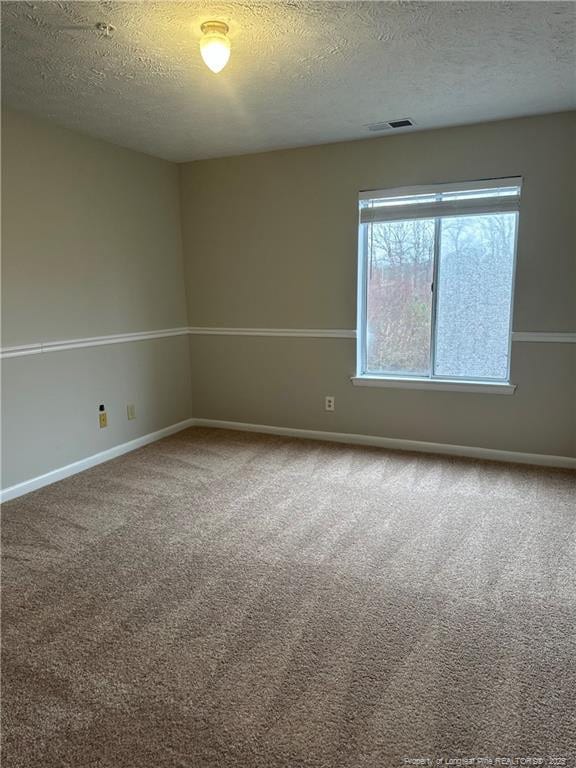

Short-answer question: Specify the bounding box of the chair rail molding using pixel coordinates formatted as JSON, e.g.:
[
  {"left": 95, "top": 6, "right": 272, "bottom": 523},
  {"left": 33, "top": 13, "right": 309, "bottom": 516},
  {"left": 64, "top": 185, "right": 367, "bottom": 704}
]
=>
[
  {"left": 0, "top": 327, "right": 190, "bottom": 359},
  {"left": 2, "top": 328, "right": 574, "bottom": 358},
  {"left": 511, "top": 332, "right": 576, "bottom": 343},
  {"left": 187, "top": 327, "right": 356, "bottom": 338}
]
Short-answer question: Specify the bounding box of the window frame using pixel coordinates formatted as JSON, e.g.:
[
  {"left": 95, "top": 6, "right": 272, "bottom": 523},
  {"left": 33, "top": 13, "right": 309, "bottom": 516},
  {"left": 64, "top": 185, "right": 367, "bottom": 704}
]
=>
[{"left": 354, "top": 177, "right": 522, "bottom": 394}]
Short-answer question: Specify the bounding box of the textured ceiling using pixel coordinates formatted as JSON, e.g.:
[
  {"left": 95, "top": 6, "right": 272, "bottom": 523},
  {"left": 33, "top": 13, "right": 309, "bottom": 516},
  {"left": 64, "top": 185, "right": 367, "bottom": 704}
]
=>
[{"left": 2, "top": 1, "right": 575, "bottom": 161}]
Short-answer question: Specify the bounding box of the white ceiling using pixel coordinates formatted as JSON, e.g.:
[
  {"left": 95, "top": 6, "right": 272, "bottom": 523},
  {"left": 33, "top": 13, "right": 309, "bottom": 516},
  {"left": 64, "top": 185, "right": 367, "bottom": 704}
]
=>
[{"left": 2, "top": 1, "right": 575, "bottom": 162}]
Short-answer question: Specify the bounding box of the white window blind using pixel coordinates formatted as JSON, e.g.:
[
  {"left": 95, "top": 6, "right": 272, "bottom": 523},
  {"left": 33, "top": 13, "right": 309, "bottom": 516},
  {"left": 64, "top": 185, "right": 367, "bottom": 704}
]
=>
[{"left": 359, "top": 178, "right": 521, "bottom": 223}]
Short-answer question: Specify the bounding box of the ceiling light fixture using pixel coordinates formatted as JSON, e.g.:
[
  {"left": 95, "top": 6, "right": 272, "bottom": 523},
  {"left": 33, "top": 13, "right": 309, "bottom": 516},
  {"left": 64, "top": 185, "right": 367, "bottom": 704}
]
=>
[{"left": 200, "top": 21, "right": 231, "bottom": 74}]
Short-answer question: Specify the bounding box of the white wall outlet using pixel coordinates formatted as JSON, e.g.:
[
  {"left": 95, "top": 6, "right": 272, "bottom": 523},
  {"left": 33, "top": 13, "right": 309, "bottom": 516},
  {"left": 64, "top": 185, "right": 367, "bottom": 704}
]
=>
[
  {"left": 325, "top": 396, "right": 335, "bottom": 412},
  {"left": 127, "top": 403, "right": 136, "bottom": 420}
]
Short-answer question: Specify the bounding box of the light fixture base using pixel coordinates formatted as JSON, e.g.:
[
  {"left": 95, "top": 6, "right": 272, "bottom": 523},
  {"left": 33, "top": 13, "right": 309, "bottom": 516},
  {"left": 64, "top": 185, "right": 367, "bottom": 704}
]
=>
[{"left": 200, "top": 21, "right": 229, "bottom": 36}]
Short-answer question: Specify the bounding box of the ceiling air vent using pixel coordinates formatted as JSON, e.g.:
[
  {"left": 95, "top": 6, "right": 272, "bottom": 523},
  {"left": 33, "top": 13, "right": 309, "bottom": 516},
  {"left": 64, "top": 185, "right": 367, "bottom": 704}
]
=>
[
  {"left": 388, "top": 118, "right": 414, "bottom": 128},
  {"left": 368, "top": 118, "right": 414, "bottom": 132}
]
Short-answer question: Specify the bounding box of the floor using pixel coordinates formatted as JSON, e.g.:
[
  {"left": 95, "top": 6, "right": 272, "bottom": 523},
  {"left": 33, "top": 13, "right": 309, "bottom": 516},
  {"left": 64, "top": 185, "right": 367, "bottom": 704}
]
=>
[{"left": 2, "top": 428, "right": 575, "bottom": 767}]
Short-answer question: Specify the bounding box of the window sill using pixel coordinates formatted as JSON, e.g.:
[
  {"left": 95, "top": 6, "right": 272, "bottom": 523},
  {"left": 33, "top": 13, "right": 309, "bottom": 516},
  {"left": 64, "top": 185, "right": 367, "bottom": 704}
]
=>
[{"left": 351, "top": 376, "right": 516, "bottom": 394}]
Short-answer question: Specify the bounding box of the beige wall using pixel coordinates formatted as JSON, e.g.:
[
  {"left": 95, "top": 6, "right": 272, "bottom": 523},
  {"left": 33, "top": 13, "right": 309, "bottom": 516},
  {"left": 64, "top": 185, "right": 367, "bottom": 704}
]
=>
[
  {"left": 2, "top": 110, "right": 574, "bottom": 491},
  {"left": 2, "top": 338, "right": 192, "bottom": 487},
  {"left": 181, "top": 112, "right": 576, "bottom": 458},
  {"left": 1, "top": 110, "right": 192, "bottom": 488},
  {"left": 2, "top": 110, "right": 188, "bottom": 345}
]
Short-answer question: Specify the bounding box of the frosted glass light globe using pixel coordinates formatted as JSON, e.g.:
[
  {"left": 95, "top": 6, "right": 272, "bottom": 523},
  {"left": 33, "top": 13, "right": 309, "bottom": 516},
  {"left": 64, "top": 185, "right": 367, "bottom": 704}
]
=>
[{"left": 200, "top": 22, "right": 231, "bottom": 74}]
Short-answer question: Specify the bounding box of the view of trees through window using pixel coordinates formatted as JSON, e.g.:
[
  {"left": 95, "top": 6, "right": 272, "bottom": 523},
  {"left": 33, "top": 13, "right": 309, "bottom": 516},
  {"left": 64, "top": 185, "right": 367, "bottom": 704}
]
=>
[
  {"left": 366, "top": 219, "right": 434, "bottom": 375},
  {"left": 364, "top": 212, "right": 516, "bottom": 380}
]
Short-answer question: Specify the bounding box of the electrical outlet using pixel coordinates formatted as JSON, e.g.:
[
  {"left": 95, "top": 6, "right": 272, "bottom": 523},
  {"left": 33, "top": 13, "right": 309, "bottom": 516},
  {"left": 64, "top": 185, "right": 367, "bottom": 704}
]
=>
[
  {"left": 324, "top": 395, "right": 335, "bottom": 412},
  {"left": 127, "top": 404, "right": 136, "bottom": 420},
  {"left": 99, "top": 411, "right": 108, "bottom": 428}
]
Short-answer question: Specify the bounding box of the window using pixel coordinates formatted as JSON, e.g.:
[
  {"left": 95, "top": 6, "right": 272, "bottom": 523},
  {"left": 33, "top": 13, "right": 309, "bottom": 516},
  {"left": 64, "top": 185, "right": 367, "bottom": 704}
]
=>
[{"left": 355, "top": 178, "right": 521, "bottom": 392}]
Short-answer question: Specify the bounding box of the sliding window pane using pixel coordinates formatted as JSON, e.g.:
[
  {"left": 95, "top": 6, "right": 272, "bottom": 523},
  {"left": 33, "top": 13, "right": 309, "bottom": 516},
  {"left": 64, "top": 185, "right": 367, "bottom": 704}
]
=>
[
  {"left": 434, "top": 213, "right": 517, "bottom": 380},
  {"left": 365, "top": 218, "right": 434, "bottom": 376}
]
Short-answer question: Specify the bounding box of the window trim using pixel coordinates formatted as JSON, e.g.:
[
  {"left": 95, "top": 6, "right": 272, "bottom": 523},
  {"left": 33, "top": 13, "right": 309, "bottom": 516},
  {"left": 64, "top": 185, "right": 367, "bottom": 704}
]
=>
[
  {"left": 351, "top": 376, "right": 516, "bottom": 394},
  {"left": 355, "top": 177, "right": 522, "bottom": 390}
]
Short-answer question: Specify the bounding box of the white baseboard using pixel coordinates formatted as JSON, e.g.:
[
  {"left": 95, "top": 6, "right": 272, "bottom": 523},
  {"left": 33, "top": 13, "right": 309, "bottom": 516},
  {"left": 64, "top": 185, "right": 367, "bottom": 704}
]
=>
[
  {"left": 2, "top": 416, "right": 574, "bottom": 503},
  {"left": 192, "top": 418, "right": 576, "bottom": 470},
  {"left": 0, "top": 418, "right": 196, "bottom": 503}
]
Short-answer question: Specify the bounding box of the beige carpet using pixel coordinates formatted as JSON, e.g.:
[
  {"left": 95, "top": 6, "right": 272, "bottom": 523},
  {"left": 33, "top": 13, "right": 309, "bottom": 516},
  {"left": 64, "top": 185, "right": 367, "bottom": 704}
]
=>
[{"left": 2, "top": 427, "right": 576, "bottom": 767}]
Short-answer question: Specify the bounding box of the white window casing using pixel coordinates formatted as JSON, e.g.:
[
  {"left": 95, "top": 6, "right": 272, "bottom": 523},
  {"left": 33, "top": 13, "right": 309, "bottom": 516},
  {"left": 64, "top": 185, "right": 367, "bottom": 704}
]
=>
[{"left": 355, "top": 177, "right": 522, "bottom": 390}]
